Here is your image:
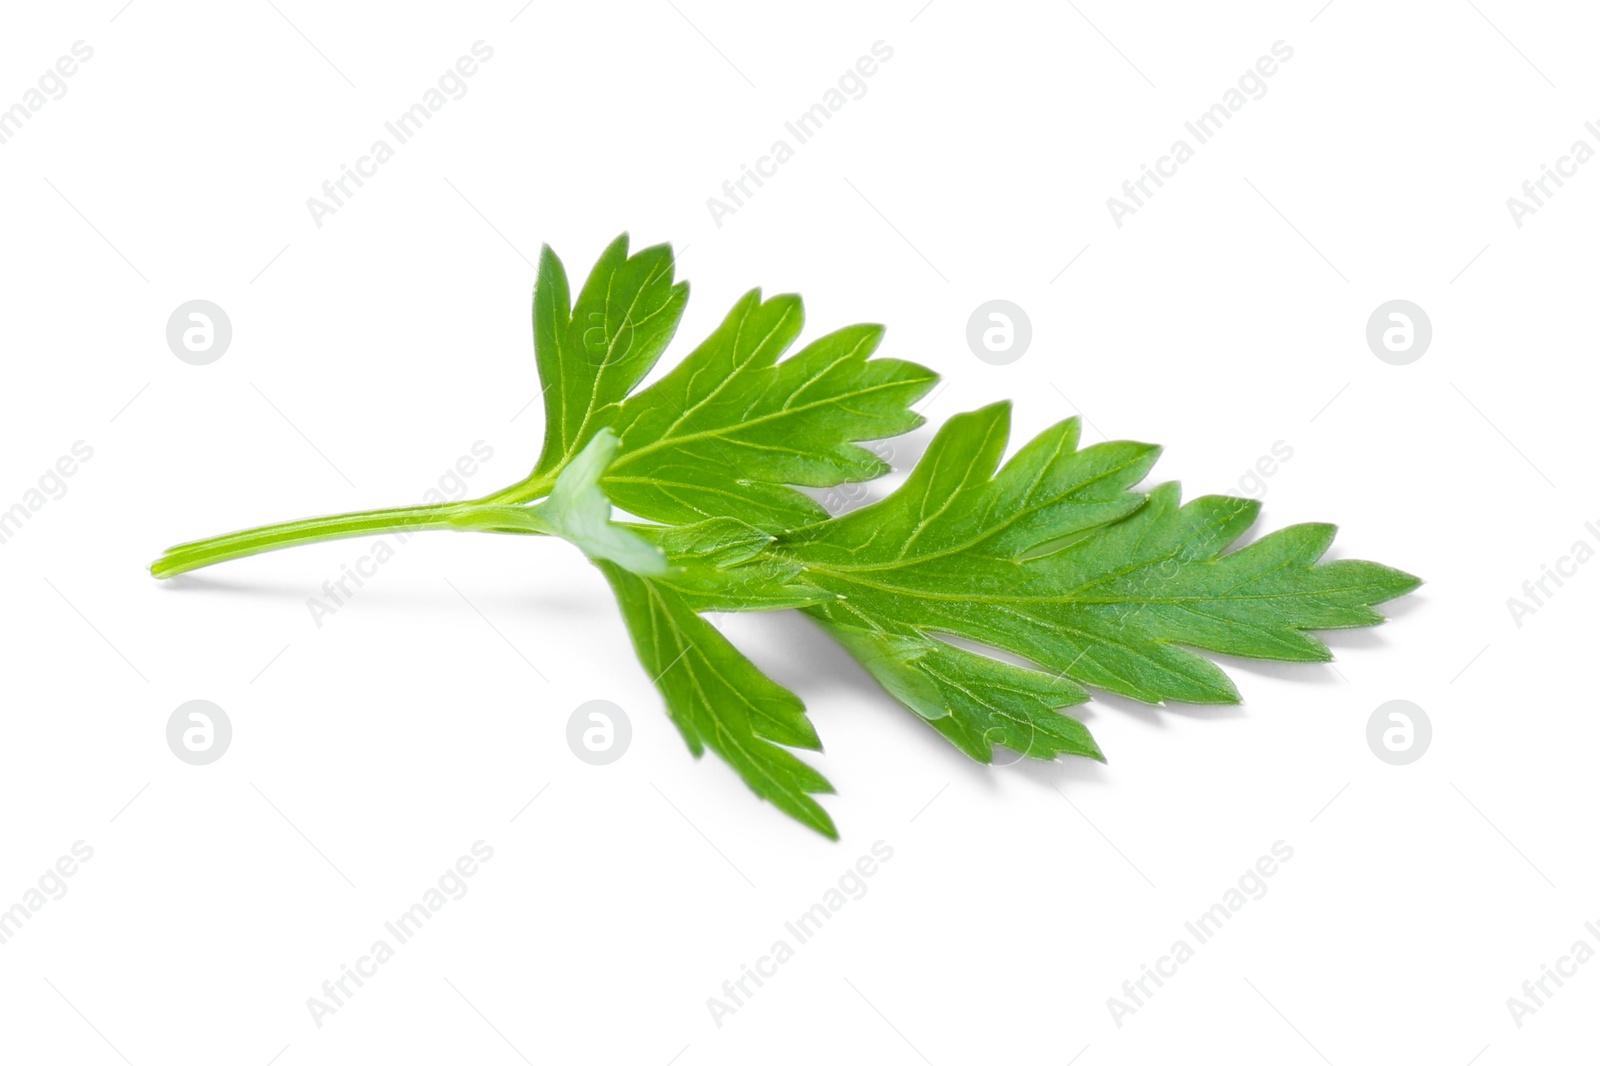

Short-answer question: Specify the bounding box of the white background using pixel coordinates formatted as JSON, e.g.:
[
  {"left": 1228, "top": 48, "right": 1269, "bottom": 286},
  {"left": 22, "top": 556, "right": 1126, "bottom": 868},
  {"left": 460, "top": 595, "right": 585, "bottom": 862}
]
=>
[{"left": 1, "top": 1, "right": 1595, "bottom": 1062}]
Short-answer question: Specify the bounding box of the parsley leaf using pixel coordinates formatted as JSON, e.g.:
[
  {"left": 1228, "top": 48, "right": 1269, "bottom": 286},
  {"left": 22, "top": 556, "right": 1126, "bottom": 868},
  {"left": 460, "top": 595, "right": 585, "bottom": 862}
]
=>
[
  {"left": 151, "top": 235, "right": 1420, "bottom": 839},
  {"left": 528, "top": 235, "right": 688, "bottom": 478},
  {"left": 484, "top": 236, "right": 936, "bottom": 534},
  {"left": 600, "top": 562, "right": 838, "bottom": 838},
  {"left": 603, "top": 289, "right": 935, "bottom": 530},
  {"left": 779, "top": 404, "right": 1420, "bottom": 766}
]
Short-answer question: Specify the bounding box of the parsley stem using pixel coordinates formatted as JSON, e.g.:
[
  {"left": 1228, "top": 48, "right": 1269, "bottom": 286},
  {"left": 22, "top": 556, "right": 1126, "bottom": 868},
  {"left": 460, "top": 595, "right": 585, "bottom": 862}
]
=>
[
  {"left": 149, "top": 474, "right": 559, "bottom": 579},
  {"left": 151, "top": 503, "right": 469, "bottom": 578}
]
